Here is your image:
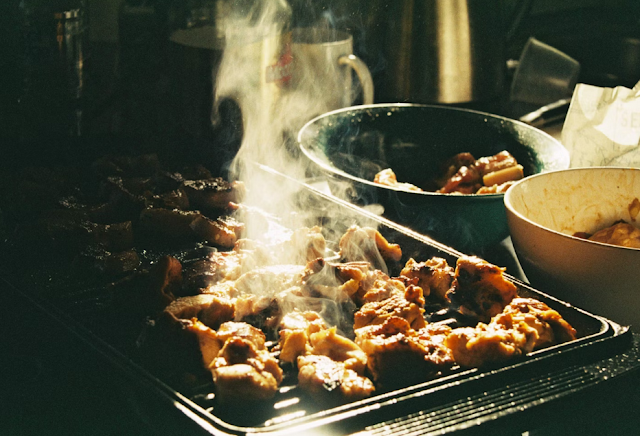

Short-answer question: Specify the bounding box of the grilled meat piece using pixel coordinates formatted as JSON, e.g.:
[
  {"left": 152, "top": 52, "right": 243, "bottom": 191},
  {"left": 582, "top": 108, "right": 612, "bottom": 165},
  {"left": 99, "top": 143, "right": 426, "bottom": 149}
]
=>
[
  {"left": 473, "top": 150, "right": 519, "bottom": 177},
  {"left": 400, "top": 257, "right": 454, "bottom": 301},
  {"left": 497, "top": 297, "right": 577, "bottom": 345},
  {"left": 446, "top": 255, "right": 518, "bottom": 322},
  {"left": 190, "top": 214, "right": 244, "bottom": 248},
  {"left": 139, "top": 207, "right": 243, "bottom": 248},
  {"left": 297, "top": 354, "right": 375, "bottom": 402},
  {"left": 187, "top": 318, "right": 224, "bottom": 368},
  {"left": 354, "top": 293, "right": 426, "bottom": 330},
  {"left": 445, "top": 298, "right": 577, "bottom": 368},
  {"left": 162, "top": 294, "right": 235, "bottom": 330},
  {"left": 277, "top": 314, "right": 375, "bottom": 401},
  {"left": 355, "top": 317, "right": 454, "bottom": 385},
  {"left": 182, "top": 251, "right": 247, "bottom": 293},
  {"left": 147, "top": 255, "right": 183, "bottom": 308},
  {"left": 276, "top": 310, "right": 327, "bottom": 364},
  {"left": 308, "top": 327, "right": 368, "bottom": 374},
  {"left": 296, "top": 326, "right": 374, "bottom": 402},
  {"left": 147, "top": 187, "right": 190, "bottom": 210},
  {"left": 587, "top": 221, "right": 640, "bottom": 248},
  {"left": 436, "top": 164, "right": 482, "bottom": 194},
  {"left": 374, "top": 168, "right": 423, "bottom": 192},
  {"left": 300, "top": 258, "right": 371, "bottom": 303},
  {"left": 475, "top": 180, "right": 519, "bottom": 194},
  {"left": 209, "top": 322, "right": 283, "bottom": 402},
  {"left": 139, "top": 207, "right": 201, "bottom": 242},
  {"left": 183, "top": 178, "right": 245, "bottom": 211},
  {"left": 92, "top": 177, "right": 149, "bottom": 224},
  {"left": 227, "top": 264, "right": 307, "bottom": 330}
]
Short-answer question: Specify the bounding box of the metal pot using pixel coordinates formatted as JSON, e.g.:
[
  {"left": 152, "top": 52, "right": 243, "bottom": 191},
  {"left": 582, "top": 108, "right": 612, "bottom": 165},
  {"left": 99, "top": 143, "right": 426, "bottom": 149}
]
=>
[{"left": 361, "top": 0, "right": 533, "bottom": 105}]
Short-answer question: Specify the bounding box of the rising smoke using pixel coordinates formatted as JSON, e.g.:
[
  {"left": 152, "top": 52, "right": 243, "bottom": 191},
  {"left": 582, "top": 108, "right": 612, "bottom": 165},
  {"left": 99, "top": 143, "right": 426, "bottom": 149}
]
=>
[{"left": 213, "top": 0, "right": 360, "bottom": 241}]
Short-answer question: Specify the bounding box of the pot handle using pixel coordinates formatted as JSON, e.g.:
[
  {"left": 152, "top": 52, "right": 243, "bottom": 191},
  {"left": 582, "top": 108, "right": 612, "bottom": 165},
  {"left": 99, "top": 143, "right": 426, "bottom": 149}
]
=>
[{"left": 338, "top": 54, "right": 374, "bottom": 105}]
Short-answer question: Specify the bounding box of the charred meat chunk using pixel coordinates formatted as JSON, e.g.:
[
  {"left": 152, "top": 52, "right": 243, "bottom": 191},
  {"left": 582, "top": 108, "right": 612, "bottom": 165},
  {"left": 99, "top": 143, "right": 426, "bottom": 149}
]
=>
[
  {"left": 436, "top": 151, "right": 521, "bottom": 194},
  {"left": 355, "top": 317, "right": 454, "bottom": 386},
  {"left": 400, "top": 257, "right": 454, "bottom": 301},
  {"left": 181, "top": 251, "right": 245, "bottom": 293},
  {"left": 207, "top": 322, "right": 283, "bottom": 402},
  {"left": 297, "top": 327, "right": 374, "bottom": 402},
  {"left": 139, "top": 207, "right": 242, "bottom": 248},
  {"left": 297, "top": 354, "right": 375, "bottom": 402},
  {"left": 183, "top": 178, "right": 245, "bottom": 211},
  {"left": 190, "top": 215, "right": 244, "bottom": 249},
  {"left": 354, "top": 292, "right": 426, "bottom": 331},
  {"left": 162, "top": 293, "right": 235, "bottom": 330},
  {"left": 37, "top": 213, "right": 135, "bottom": 253},
  {"left": 139, "top": 207, "right": 202, "bottom": 242},
  {"left": 146, "top": 256, "right": 183, "bottom": 309},
  {"left": 445, "top": 298, "right": 577, "bottom": 368},
  {"left": 445, "top": 255, "right": 518, "bottom": 322},
  {"left": 275, "top": 310, "right": 327, "bottom": 364}
]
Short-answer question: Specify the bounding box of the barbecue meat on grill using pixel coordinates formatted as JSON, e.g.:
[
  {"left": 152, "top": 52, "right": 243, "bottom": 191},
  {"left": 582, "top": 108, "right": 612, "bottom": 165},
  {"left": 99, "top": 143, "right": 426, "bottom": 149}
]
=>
[
  {"left": 162, "top": 293, "right": 235, "bottom": 330},
  {"left": 297, "top": 328, "right": 374, "bottom": 402},
  {"left": 277, "top": 312, "right": 375, "bottom": 402},
  {"left": 446, "top": 255, "right": 518, "bottom": 322},
  {"left": 276, "top": 310, "right": 328, "bottom": 364},
  {"left": 354, "top": 285, "right": 426, "bottom": 330},
  {"left": 308, "top": 327, "right": 368, "bottom": 374},
  {"left": 445, "top": 298, "right": 577, "bottom": 368},
  {"left": 400, "top": 257, "right": 454, "bottom": 301},
  {"left": 355, "top": 317, "right": 454, "bottom": 386},
  {"left": 188, "top": 320, "right": 283, "bottom": 401},
  {"left": 297, "top": 354, "right": 375, "bottom": 402},
  {"left": 139, "top": 208, "right": 242, "bottom": 248},
  {"left": 183, "top": 178, "right": 245, "bottom": 211}
]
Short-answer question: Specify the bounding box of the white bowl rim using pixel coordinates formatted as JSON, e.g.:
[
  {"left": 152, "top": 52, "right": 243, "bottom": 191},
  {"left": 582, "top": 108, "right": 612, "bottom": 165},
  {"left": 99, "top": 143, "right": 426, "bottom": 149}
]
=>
[{"left": 504, "top": 166, "right": 640, "bottom": 252}]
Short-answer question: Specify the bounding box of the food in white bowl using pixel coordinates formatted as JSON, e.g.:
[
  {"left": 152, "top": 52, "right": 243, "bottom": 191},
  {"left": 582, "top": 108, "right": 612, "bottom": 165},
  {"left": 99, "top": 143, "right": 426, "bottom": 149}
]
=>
[{"left": 504, "top": 167, "right": 640, "bottom": 328}]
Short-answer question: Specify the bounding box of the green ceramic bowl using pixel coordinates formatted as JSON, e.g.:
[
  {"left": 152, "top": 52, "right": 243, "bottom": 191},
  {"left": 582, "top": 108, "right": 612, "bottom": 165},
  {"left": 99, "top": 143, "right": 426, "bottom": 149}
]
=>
[{"left": 298, "top": 103, "right": 570, "bottom": 253}]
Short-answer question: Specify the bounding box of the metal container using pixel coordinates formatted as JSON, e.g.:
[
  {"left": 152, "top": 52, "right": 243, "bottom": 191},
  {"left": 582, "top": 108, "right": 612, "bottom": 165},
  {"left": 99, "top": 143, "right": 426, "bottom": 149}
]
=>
[
  {"left": 362, "top": 0, "right": 532, "bottom": 105},
  {"left": 4, "top": 0, "right": 89, "bottom": 140}
]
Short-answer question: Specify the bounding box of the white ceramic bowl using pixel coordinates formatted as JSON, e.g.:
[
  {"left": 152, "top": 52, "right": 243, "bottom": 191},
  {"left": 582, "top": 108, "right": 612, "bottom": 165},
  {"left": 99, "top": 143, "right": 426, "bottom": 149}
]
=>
[{"left": 504, "top": 167, "right": 640, "bottom": 328}]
